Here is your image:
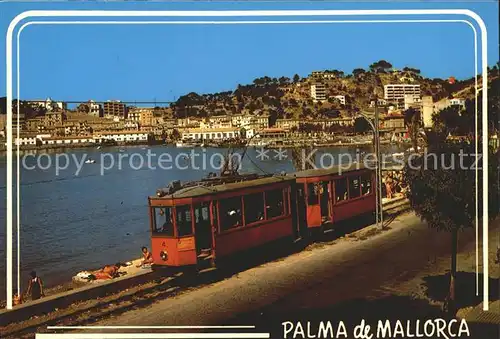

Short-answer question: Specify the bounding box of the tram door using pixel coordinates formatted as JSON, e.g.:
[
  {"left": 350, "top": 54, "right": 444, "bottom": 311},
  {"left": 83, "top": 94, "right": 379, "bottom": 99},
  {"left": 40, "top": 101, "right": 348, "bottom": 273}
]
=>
[
  {"left": 194, "top": 202, "right": 214, "bottom": 268},
  {"left": 320, "top": 181, "right": 331, "bottom": 223},
  {"left": 296, "top": 184, "right": 308, "bottom": 238}
]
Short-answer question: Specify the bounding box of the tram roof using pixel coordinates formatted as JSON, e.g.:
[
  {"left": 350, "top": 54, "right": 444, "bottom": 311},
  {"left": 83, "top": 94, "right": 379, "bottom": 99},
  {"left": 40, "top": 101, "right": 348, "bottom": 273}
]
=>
[
  {"left": 292, "top": 163, "right": 371, "bottom": 178},
  {"left": 154, "top": 175, "right": 295, "bottom": 199}
]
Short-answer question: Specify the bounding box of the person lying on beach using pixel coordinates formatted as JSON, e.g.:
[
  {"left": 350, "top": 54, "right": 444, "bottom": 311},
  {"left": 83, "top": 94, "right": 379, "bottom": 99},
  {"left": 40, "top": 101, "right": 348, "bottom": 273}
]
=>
[
  {"left": 136, "top": 247, "right": 154, "bottom": 268},
  {"left": 87, "top": 263, "right": 124, "bottom": 281}
]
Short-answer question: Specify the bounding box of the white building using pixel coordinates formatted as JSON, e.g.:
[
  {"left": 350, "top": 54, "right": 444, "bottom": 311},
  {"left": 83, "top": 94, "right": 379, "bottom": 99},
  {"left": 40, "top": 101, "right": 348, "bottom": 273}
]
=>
[
  {"left": 94, "top": 131, "right": 148, "bottom": 143},
  {"left": 41, "top": 136, "right": 96, "bottom": 145},
  {"left": 370, "top": 98, "right": 388, "bottom": 108},
  {"left": 449, "top": 98, "right": 466, "bottom": 108},
  {"left": 30, "top": 97, "right": 67, "bottom": 111},
  {"left": 333, "top": 95, "right": 346, "bottom": 105},
  {"left": 404, "top": 94, "right": 422, "bottom": 110},
  {"left": 182, "top": 128, "right": 241, "bottom": 141},
  {"left": 311, "top": 83, "right": 327, "bottom": 102},
  {"left": 384, "top": 84, "right": 421, "bottom": 101},
  {"left": 89, "top": 100, "right": 101, "bottom": 117}
]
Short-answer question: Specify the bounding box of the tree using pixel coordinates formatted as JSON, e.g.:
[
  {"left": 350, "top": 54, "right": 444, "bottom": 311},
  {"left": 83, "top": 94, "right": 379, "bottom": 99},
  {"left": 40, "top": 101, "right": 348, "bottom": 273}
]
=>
[
  {"left": 171, "top": 128, "right": 181, "bottom": 140},
  {"left": 369, "top": 60, "right": 393, "bottom": 74},
  {"left": 352, "top": 68, "right": 366, "bottom": 79},
  {"left": 433, "top": 106, "right": 462, "bottom": 136},
  {"left": 403, "top": 140, "right": 499, "bottom": 314},
  {"left": 293, "top": 74, "right": 300, "bottom": 83},
  {"left": 403, "top": 107, "right": 422, "bottom": 151},
  {"left": 353, "top": 117, "right": 370, "bottom": 134}
]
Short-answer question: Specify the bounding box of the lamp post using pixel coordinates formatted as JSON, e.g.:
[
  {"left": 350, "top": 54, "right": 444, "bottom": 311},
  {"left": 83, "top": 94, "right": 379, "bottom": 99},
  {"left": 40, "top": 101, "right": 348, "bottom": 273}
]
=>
[{"left": 359, "top": 101, "right": 384, "bottom": 229}]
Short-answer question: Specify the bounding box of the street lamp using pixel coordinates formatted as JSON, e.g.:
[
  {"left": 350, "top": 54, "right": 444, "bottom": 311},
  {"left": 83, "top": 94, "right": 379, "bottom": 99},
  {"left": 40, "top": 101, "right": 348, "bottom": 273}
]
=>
[{"left": 359, "top": 103, "right": 384, "bottom": 230}]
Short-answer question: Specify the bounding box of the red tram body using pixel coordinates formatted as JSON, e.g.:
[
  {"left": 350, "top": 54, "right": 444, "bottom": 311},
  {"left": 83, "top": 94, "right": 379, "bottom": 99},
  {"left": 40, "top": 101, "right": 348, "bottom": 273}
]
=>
[
  {"left": 293, "top": 163, "right": 376, "bottom": 233},
  {"left": 148, "top": 164, "right": 375, "bottom": 270},
  {"left": 148, "top": 176, "right": 296, "bottom": 269}
]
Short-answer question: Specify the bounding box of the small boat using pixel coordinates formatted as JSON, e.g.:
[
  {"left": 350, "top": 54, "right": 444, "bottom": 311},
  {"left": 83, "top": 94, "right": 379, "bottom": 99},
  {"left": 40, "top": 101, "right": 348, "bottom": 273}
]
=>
[
  {"left": 85, "top": 158, "right": 96, "bottom": 164},
  {"left": 119, "top": 149, "right": 126, "bottom": 153},
  {"left": 96, "top": 146, "right": 101, "bottom": 150}
]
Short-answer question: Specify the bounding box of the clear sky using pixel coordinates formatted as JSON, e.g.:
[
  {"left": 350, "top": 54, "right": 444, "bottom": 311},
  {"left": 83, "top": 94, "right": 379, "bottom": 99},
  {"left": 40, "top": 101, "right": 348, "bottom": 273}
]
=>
[{"left": 0, "top": 1, "right": 498, "bottom": 104}]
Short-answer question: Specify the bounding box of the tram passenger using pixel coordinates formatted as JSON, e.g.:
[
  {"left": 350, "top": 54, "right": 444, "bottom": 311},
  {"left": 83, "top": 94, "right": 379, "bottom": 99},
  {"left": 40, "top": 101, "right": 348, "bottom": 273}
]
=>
[
  {"left": 25, "top": 271, "right": 44, "bottom": 301},
  {"left": 137, "top": 246, "right": 154, "bottom": 268}
]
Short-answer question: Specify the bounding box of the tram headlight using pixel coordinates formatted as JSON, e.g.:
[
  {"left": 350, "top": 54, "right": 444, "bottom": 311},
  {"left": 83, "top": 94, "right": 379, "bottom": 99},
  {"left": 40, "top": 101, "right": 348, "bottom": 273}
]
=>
[{"left": 160, "top": 250, "right": 168, "bottom": 261}]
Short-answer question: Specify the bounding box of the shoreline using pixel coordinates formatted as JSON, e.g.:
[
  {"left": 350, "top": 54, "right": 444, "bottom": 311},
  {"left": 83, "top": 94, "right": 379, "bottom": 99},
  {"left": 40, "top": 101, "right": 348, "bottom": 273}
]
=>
[{"left": 0, "top": 257, "right": 144, "bottom": 308}]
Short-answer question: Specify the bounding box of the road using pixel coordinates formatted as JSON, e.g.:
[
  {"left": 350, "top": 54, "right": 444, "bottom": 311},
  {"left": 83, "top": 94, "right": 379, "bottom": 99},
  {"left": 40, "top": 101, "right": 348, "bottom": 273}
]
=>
[
  {"left": 28, "top": 212, "right": 497, "bottom": 339},
  {"left": 63, "top": 212, "right": 495, "bottom": 339}
]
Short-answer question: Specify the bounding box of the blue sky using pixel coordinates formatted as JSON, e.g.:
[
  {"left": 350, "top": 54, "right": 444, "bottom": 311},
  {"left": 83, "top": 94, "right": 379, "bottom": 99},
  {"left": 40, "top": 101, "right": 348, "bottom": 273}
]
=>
[{"left": 0, "top": 1, "right": 498, "bottom": 104}]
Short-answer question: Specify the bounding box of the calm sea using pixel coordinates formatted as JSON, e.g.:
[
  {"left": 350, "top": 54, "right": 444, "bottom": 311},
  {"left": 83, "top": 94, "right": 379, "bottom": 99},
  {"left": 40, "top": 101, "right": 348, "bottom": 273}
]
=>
[{"left": 0, "top": 143, "right": 405, "bottom": 296}]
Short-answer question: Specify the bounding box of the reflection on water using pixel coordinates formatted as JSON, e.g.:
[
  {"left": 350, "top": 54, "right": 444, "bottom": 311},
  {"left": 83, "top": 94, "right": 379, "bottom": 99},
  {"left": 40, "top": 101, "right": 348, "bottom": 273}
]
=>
[{"left": 0, "top": 144, "right": 405, "bottom": 295}]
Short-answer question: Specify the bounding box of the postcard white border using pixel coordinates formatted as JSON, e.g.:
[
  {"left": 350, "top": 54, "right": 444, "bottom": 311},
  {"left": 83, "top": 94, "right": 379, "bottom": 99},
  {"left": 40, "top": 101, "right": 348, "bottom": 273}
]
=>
[{"left": 5, "top": 10, "right": 489, "bottom": 313}]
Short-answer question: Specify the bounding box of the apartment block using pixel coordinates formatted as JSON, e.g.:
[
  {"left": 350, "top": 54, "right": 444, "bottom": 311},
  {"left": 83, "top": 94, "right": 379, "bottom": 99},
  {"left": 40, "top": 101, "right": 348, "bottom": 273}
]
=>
[
  {"left": 384, "top": 84, "right": 421, "bottom": 101},
  {"left": 103, "top": 101, "right": 127, "bottom": 119},
  {"left": 311, "top": 82, "right": 327, "bottom": 102}
]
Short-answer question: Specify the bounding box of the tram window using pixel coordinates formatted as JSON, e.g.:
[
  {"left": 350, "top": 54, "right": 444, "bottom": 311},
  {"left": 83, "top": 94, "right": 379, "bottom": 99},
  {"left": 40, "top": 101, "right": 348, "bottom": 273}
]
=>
[
  {"left": 244, "top": 192, "right": 265, "bottom": 224},
  {"left": 335, "top": 178, "right": 348, "bottom": 202},
  {"left": 220, "top": 197, "right": 243, "bottom": 231},
  {"left": 194, "top": 203, "right": 210, "bottom": 223},
  {"left": 361, "top": 174, "right": 372, "bottom": 195},
  {"left": 176, "top": 205, "right": 193, "bottom": 237},
  {"left": 307, "top": 183, "right": 319, "bottom": 205},
  {"left": 153, "top": 207, "right": 174, "bottom": 236},
  {"left": 349, "top": 176, "right": 361, "bottom": 199},
  {"left": 265, "top": 189, "right": 285, "bottom": 218}
]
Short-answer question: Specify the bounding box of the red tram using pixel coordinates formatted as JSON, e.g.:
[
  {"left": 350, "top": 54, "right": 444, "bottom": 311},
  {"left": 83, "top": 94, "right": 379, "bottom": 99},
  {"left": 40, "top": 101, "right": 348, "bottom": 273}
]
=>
[
  {"left": 148, "top": 164, "right": 375, "bottom": 270},
  {"left": 294, "top": 163, "right": 375, "bottom": 234}
]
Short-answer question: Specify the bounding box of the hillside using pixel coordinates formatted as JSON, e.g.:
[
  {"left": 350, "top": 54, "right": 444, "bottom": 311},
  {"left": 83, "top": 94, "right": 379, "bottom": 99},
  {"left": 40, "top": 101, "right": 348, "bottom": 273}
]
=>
[{"left": 170, "top": 60, "right": 499, "bottom": 122}]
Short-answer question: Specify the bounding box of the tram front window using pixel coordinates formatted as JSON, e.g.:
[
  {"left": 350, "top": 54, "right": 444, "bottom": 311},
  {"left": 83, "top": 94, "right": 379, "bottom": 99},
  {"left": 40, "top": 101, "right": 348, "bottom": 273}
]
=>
[
  {"left": 154, "top": 207, "right": 174, "bottom": 236},
  {"left": 176, "top": 205, "right": 193, "bottom": 237}
]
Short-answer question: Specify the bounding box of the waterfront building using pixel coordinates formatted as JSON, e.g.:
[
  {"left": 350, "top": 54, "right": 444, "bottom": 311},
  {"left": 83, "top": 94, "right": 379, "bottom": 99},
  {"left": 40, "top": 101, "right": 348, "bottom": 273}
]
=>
[
  {"left": 139, "top": 109, "right": 154, "bottom": 126},
  {"left": 40, "top": 136, "right": 96, "bottom": 146},
  {"left": 275, "top": 117, "right": 354, "bottom": 131},
  {"left": 94, "top": 131, "right": 148, "bottom": 143},
  {"left": 44, "top": 111, "right": 66, "bottom": 127},
  {"left": 181, "top": 127, "right": 241, "bottom": 141},
  {"left": 14, "top": 133, "right": 39, "bottom": 146},
  {"left": 177, "top": 117, "right": 201, "bottom": 128},
  {"left": 207, "top": 115, "right": 232, "bottom": 128},
  {"left": 258, "top": 128, "right": 288, "bottom": 139},
  {"left": 103, "top": 100, "right": 127, "bottom": 120},
  {"left": 311, "top": 82, "right": 327, "bottom": 102}
]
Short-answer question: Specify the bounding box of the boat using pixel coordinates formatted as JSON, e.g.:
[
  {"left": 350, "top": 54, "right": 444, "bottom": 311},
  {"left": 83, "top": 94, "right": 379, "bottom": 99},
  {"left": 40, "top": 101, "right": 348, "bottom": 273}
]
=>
[
  {"left": 96, "top": 146, "right": 101, "bottom": 150},
  {"left": 176, "top": 140, "right": 198, "bottom": 148},
  {"left": 119, "top": 149, "right": 126, "bottom": 153},
  {"left": 85, "top": 159, "right": 96, "bottom": 164}
]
